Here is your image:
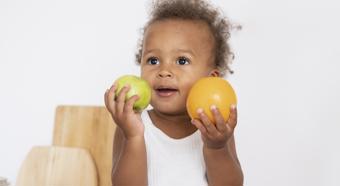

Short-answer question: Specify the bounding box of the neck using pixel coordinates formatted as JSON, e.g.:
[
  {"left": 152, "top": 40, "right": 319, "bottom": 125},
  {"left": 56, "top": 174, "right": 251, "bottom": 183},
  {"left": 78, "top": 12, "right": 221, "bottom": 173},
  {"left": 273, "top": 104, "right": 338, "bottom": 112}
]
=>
[
  {"left": 148, "top": 109, "right": 197, "bottom": 139},
  {"left": 149, "top": 109, "right": 192, "bottom": 125}
]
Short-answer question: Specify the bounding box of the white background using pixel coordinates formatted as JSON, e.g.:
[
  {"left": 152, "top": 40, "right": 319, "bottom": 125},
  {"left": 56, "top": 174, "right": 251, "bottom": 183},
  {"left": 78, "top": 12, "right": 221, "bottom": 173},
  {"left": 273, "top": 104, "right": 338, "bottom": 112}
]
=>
[{"left": 1, "top": 0, "right": 339, "bottom": 185}]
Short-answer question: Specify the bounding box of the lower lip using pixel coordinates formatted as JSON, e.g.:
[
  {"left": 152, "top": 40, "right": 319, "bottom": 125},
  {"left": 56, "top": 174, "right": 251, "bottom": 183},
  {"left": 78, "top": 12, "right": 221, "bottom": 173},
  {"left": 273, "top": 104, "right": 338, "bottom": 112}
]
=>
[{"left": 155, "top": 90, "right": 178, "bottom": 97}]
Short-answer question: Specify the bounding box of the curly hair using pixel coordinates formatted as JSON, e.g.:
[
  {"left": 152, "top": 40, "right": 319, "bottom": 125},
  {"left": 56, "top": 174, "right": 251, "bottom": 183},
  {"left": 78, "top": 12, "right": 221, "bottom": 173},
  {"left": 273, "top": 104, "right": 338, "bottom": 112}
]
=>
[{"left": 135, "top": 0, "right": 238, "bottom": 76}]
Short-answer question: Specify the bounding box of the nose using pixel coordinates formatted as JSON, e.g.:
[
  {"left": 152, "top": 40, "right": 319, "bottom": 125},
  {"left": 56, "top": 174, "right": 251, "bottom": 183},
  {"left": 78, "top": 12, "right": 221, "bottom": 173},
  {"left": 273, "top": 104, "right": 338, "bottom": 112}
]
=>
[
  {"left": 157, "top": 63, "right": 173, "bottom": 78},
  {"left": 157, "top": 69, "right": 173, "bottom": 78}
]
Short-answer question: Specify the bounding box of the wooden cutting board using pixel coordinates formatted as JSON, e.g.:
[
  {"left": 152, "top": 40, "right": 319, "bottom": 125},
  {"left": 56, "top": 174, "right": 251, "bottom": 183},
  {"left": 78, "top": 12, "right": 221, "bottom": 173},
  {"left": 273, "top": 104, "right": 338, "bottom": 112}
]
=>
[
  {"left": 52, "top": 105, "right": 116, "bottom": 186},
  {"left": 16, "top": 146, "right": 97, "bottom": 186}
]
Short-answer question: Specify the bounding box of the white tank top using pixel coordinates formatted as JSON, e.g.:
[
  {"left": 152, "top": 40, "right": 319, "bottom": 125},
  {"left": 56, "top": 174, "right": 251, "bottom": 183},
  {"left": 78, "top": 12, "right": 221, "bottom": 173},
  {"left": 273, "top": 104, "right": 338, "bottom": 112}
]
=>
[{"left": 141, "top": 110, "right": 208, "bottom": 186}]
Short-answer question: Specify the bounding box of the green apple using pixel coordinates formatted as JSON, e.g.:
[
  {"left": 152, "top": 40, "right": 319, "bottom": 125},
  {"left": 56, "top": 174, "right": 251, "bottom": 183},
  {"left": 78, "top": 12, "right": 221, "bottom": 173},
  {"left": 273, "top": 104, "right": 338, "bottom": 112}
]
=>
[{"left": 114, "top": 75, "right": 151, "bottom": 111}]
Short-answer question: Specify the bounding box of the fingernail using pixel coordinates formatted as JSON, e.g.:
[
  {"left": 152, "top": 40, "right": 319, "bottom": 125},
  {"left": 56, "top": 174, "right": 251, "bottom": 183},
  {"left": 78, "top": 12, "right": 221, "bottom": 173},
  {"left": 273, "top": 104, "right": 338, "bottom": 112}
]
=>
[
  {"left": 191, "top": 119, "right": 195, "bottom": 124},
  {"left": 105, "top": 89, "right": 109, "bottom": 93},
  {"left": 231, "top": 104, "right": 236, "bottom": 109},
  {"left": 210, "top": 105, "right": 217, "bottom": 111},
  {"left": 197, "top": 108, "right": 203, "bottom": 114}
]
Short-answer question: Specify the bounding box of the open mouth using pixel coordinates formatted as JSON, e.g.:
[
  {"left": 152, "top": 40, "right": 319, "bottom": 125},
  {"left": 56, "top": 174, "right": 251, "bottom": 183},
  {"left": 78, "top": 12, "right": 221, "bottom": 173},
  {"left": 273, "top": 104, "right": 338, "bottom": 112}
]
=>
[{"left": 155, "top": 87, "right": 178, "bottom": 97}]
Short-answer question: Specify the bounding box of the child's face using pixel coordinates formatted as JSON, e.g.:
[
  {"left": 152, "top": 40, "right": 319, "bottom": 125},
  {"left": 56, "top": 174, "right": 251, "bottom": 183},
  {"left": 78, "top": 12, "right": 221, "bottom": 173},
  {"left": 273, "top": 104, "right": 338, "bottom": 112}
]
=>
[{"left": 141, "top": 19, "right": 218, "bottom": 115}]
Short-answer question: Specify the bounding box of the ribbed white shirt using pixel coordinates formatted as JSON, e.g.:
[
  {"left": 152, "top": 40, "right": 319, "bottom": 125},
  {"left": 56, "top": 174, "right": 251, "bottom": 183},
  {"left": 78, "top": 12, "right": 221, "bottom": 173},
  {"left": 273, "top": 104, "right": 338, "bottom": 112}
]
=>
[{"left": 141, "top": 110, "right": 208, "bottom": 186}]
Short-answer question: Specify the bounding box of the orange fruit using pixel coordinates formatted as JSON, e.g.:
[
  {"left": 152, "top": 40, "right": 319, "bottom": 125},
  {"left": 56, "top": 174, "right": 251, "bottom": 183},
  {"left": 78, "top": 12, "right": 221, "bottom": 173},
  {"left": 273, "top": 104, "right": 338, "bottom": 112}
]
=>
[{"left": 186, "top": 77, "right": 237, "bottom": 124}]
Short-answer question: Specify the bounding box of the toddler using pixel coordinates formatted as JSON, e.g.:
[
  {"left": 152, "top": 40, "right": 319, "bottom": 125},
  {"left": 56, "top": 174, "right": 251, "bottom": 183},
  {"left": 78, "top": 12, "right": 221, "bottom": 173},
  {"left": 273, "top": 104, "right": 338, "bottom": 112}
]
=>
[{"left": 104, "top": 0, "right": 243, "bottom": 185}]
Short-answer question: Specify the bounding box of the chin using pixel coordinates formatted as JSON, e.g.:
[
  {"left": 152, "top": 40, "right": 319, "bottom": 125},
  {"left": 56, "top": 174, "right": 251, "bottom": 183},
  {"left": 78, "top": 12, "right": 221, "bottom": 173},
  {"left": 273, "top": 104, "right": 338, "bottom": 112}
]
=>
[{"left": 151, "top": 103, "right": 187, "bottom": 116}]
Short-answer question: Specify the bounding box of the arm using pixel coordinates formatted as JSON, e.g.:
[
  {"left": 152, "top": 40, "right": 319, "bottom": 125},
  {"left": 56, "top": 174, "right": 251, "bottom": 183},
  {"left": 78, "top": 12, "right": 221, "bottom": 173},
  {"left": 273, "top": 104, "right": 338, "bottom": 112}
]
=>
[
  {"left": 203, "top": 135, "right": 243, "bottom": 186},
  {"left": 191, "top": 106, "right": 243, "bottom": 186},
  {"left": 112, "top": 128, "right": 147, "bottom": 186},
  {"left": 105, "top": 84, "right": 148, "bottom": 186}
]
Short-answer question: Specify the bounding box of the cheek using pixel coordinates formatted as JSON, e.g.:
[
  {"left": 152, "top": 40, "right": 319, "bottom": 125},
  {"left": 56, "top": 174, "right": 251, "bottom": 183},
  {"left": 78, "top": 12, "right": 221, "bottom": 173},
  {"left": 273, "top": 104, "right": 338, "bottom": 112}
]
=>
[
  {"left": 140, "top": 66, "right": 150, "bottom": 79},
  {"left": 179, "top": 70, "right": 210, "bottom": 95},
  {"left": 180, "top": 77, "right": 198, "bottom": 95},
  {"left": 140, "top": 70, "right": 154, "bottom": 87},
  {"left": 141, "top": 75, "right": 152, "bottom": 86}
]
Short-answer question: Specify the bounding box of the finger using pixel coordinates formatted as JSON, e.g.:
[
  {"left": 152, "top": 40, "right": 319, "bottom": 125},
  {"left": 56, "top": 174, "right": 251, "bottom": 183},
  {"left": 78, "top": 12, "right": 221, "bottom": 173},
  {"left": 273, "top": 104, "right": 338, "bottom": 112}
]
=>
[
  {"left": 227, "top": 105, "right": 238, "bottom": 131},
  {"left": 116, "top": 85, "right": 130, "bottom": 114},
  {"left": 210, "top": 105, "right": 227, "bottom": 133},
  {"left": 191, "top": 119, "right": 207, "bottom": 136},
  {"left": 106, "top": 84, "right": 117, "bottom": 113},
  {"left": 104, "top": 89, "right": 110, "bottom": 109},
  {"left": 197, "top": 108, "right": 218, "bottom": 136},
  {"left": 124, "top": 95, "right": 140, "bottom": 113}
]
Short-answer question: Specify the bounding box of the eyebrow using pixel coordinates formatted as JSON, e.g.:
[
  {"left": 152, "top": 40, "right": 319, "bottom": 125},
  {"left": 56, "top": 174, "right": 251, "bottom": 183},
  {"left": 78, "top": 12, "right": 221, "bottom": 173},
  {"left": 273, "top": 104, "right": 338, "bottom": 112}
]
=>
[
  {"left": 143, "top": 48, "right": 196, "bottom": 57},
  {"left": 143, "top": 49, "right": 161, "bottom": 57}
]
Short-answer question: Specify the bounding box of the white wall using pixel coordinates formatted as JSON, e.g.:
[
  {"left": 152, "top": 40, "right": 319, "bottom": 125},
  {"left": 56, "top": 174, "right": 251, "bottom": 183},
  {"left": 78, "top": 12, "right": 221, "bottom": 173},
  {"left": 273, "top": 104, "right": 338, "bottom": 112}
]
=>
[{"left": 1, "top": 0, "right": 339, "bottom": 185}]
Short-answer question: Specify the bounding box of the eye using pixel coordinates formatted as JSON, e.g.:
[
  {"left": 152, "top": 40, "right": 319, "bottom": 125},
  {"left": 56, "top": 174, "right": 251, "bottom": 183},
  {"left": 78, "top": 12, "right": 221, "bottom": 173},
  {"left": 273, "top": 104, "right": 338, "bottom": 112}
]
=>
[
  {"left": 176, "top": 57, "right": 190, "bottom": 65},
  {"left": 147, "top": 57, "right": 159, "bottom": 65}
]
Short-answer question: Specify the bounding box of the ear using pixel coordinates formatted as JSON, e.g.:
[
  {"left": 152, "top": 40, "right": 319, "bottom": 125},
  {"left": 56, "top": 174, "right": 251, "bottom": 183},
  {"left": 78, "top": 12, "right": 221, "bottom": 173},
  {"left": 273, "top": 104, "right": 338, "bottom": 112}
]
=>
[{"left": 209, "top": 69, "right": 220, "bottom": 77}]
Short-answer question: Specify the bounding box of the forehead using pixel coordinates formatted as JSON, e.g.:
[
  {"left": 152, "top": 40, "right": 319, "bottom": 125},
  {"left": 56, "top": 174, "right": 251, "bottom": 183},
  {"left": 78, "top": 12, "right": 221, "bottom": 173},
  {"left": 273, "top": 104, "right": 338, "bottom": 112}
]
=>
[{"left": 143, "top": 19, "right": 215, "bottom": 53}]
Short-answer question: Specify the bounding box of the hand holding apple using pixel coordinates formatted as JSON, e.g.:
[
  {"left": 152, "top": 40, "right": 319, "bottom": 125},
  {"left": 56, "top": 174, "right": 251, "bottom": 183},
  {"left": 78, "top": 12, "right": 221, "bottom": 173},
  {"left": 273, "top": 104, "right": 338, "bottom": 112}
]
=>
[
  {"left": 104, "top": 75, "right": 151, "bottom": 139},
  {"left": 114, "top": 75, "right": 151, "bottom": 112}
]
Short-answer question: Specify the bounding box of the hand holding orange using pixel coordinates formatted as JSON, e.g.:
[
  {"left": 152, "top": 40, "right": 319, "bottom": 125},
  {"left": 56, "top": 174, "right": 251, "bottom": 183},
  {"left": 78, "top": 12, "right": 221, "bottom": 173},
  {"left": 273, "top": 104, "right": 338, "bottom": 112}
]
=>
[{"left": 186, "top": 77, "right": 237, "bottom": 124}]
